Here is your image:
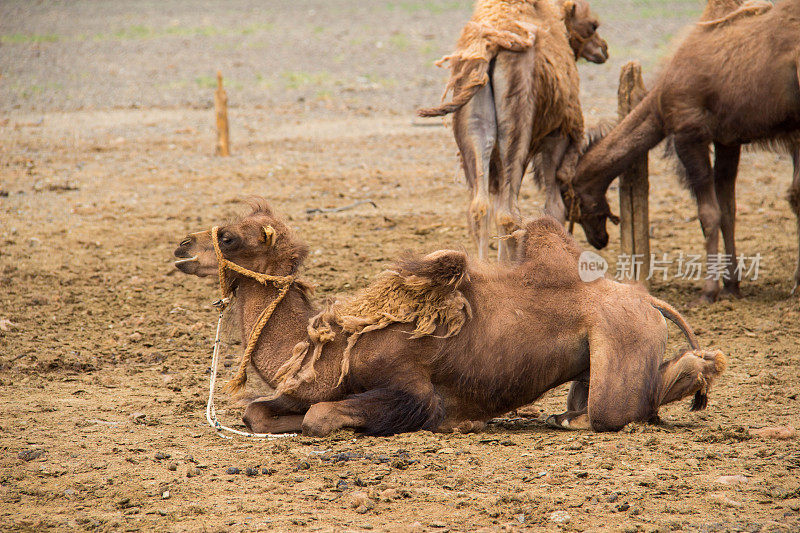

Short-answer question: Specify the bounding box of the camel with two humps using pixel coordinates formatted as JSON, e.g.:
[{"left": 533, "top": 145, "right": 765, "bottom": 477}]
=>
[
  {"left": 418, "top": 0, "right": 608, "bottom": 261},
  {"left": 173, "top": 200, "right": 725, "bottom": 436},
  {"left": 561, "top": 0, "right": 800, "bottom": 302}
]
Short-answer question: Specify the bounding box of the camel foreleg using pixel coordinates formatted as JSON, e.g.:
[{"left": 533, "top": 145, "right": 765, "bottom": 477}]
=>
[
  {"left": 301, "top": 387, "right": 444, "bottom": 437},
  {"left": 790, "top": 145, "right": 800, "bottom": 295},
  {"left": 674, "top": 135, "right": 721, "bottom": 303},
  {"left": 713, "top": 143, "right": 742, "bottom": 298},
  {"left": 241, "top": 394, "right": 309, "bottom": 434},
  {"left": 538, "top": 133, "right": 571, "bottom": 224}
]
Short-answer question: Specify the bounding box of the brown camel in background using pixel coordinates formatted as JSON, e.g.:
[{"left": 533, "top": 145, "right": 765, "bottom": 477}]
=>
[
  {"left": 562, "top": 0, "right": 800, "bottom": 302},
  {"left": 172, "top": 200, "right": 725, "bottom": 436},
  {"left": 419, "top": 0, "right": 608, "bottom": 261}
]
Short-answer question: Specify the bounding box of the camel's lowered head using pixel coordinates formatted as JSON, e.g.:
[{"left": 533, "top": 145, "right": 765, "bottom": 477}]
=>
[
  {"left": 173, "top": 198, "right": 309, "bottom": 280},
  {"left": 563, "top": 0, "right": 608, "bottom": 64}
]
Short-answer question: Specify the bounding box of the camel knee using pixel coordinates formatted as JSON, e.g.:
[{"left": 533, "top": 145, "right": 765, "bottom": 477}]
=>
[
  {"left": 302, "top": 402, "right": 353, "bottom": 437},
  {"left": 469, "top": 196, "right": 491, "bottom": 226},
  {"left": 697, "top": 203, "right": 722, "bottom": 236}
]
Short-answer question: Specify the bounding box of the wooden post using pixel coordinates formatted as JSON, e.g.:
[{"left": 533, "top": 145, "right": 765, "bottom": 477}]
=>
[
  {"left": 215, "top": 71, "right": 230, "bottom": 156},
  {"left": 617, "top": 61, "right": 650, "bottom": 283}
]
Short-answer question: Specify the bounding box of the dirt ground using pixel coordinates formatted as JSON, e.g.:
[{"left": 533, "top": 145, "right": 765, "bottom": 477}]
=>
[{"left": 1, "top": 1, "right": 799, "bottom": 532}]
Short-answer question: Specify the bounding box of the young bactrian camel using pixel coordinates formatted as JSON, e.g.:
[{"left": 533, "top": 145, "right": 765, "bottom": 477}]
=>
[
  {"left": 173, "top": 199, "right": 725, "bottom": 435},
  {"left": 563, "top": 0, "right": 800, "bottom": 302},
  {"left": 418, "top": 0, "right": 608, "bottom": 261}
]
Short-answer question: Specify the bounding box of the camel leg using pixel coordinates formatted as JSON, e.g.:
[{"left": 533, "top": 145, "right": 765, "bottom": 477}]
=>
[
  {"left": 453, "top": 81, "right": 497, "bottom": 261},
  {"left": 713, "top": 143, "right": 742, "bottom": 298},
  {"left": 242, "top": 395, "right": 309, "bottom": 434},
  {"left": 301, "top": 387, "right": 444, "bottom": 437},
  {"left": 658, "top": 349, "right": 727, "bottom": 410},
  {"left": 545, "top": 370, "right": 590, "bottom": 429},
  {"left": 790, "top": 146, "right": 800, "bottom": 295},
  {"left": 674, "top": 136, "right": 720, "bottom": 303},
  {"left": 491, "top": 50, "right": 535, "bottom": 262},
  {"left": 539, "top": 133, "right": 571, "bottom": 224}
]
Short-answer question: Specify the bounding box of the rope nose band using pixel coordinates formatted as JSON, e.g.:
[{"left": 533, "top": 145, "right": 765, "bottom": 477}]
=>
[{"left": 211, "top": 225, "right": 295, "bottom": 393}]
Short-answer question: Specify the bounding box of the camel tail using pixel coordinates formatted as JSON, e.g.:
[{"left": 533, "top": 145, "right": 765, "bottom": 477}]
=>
[
  {"left": 647, "top": 295, "right": 700, "bottom": 350},
  {"left": 417, "top": 59, "right": 490, "bottom": 118}
]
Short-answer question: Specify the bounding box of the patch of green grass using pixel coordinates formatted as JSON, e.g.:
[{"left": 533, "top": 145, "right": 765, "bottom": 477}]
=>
[
  {"left": 388, "top": 33, "right": 410, "bottom": 51},
  {"left": 1, "top": 33, "right": 60, "bottom": 44},
  {"left": 386, "top": 1, "right": 463, "bottom": 15},
  {"left": 281, "top": 70, "right": 331, "bottom": 90},
  {"left": 239, "top": 22, "right": 275, "bottom": 35}
]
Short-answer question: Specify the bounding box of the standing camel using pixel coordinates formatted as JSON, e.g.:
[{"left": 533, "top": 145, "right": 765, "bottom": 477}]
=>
[
  {"left": 419, "top": 0, "right": 608, "bottom": 261},
  {"left": 563, "top": 0, "right": 800, "bottom": 302}
]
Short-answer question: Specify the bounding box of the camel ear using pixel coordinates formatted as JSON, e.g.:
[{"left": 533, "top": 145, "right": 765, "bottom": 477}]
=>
[
  {"left": 262, "top": 225, "right": 276, "bottom": 247},
  {"left": 563, "top": 0, "right": 577, "bottom": 19}
]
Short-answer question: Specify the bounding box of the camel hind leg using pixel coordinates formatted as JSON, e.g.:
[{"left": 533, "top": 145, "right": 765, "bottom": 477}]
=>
[
  {"left": 789, "top": 146, "right": 800, "bottom": 295},
  {"left": 490, "top": 49, "right": 535, "bottom": 261},
  {"left": 713, "top": 143, "right": 742, "bottom": 298},
  {"left": 453, "top": 79, "right": 497, "bottom": 261}
]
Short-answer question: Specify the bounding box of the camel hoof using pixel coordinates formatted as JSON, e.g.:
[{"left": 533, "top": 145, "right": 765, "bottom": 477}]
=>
[
  {"left": 545, "top": 415, "right": 568, "bottom": 430},
  {"left": 719, "top": 285, "right": 742, "bottom": 300}
]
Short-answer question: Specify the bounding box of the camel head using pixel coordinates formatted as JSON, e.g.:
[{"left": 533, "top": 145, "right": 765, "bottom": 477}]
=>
[
  {"left": 563, "top": 0, "right": 608, "bottom": 64},
  {"left": 561, "top": 183, "right": 619, "bottom": 250},
  {"left": 173, "top": 199, "right": 308, "bottom": 281}
]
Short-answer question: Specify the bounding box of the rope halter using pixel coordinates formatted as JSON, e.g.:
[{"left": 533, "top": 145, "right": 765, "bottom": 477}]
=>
[{"left": 211, "top": 225, "right": 295, "bottom": 393}]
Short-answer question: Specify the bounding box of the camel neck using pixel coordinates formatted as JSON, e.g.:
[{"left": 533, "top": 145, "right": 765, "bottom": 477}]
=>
[{"left": 234, "top": 277, "right": 315, "bottom": 387}]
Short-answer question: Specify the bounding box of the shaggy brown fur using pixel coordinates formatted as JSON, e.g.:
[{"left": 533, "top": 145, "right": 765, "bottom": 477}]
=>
[
  {"left": 418, "top": 0, "right": 607, "bottom": 261},
  {"left": 173, "top": 200, "right": 726, "bottom": 436},
  {"left": 563, "top": 0, "right": 800, "bottom": 302}
]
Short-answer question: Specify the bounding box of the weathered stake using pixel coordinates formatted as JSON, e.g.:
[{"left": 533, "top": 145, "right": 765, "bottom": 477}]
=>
[
  {"left": 617, "top": 61, "right": 650, "bottom": 283},
  {"left": 215, "top": 71, "right": 230, "bottom": 156}
]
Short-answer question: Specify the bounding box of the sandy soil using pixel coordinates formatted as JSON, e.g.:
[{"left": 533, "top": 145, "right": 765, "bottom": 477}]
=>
[{"left": 1, "top": 1, "right": 799, "bottom": 532}]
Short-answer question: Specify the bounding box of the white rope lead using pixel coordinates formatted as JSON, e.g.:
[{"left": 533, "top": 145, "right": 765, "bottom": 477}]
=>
[{"left": 206, "top": 303, "right": 296, "bottom": 440}]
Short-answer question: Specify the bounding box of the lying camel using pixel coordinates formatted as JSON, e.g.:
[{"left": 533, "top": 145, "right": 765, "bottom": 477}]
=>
[
  {"left": 562, "top": 0, "right": 800, "bottom": 302},
  {"left": 173, "top": 199, "right": 725, "bottom": 436},
  {"left": 418, "top": 0, "right": 608, "bottom": 261}
]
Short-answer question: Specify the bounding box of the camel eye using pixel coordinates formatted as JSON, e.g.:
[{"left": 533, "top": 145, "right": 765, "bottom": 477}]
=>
[
  {"left": 591, "top": 22, "right": 598, "bottom": 32},
  {"left": 219, "top": 232, "right": 238, "bottom": 248},
  {"left": 180, "top": 238, "right": 191, "bottom": 247}
]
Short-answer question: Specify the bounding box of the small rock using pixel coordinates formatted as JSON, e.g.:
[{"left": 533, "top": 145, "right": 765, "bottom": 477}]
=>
[
  {"left": 350, "top": 491, "right": 374, "bottom": 514},
  {"left": 430, "top": 522, "right": 447, "bottom": 528},
  {"left": 167, "top": 462, "right": 177, "bottom": 471},
  {"left": 750, "top": 426, "right": 797, "bottom": 440},
  {"left": 294, "top": 476, "right": 306, "bottom": 483},
  {"left": 550, "top": 510, "right": 571, "bottom": 524},
  {"left": 437, "top": 447, "right": 456, "bottom": 454},
  {"left": 296, "top": 461, "right": 311, "bottom": 471},
  {"left": 18, "top": 449, "right": 45, "bottom": 462},
  {"left": 154, "top": 452, "right": 169, "bottom": 460},
  {"left": 262, "top": 467, "right": 275, "bottom": 475},
  {"left": 63, "top": 489, "right": 77, "bottom": 498},
  {"left": 186, "top": 467, "right": 202, "bottom": 478},
  {"left": 617, "top": 503, "right": 630, "bottom": 512},
  {"left": 245, "top": 467, "right": 259, "bottom": 477},
  {"left": 709, "top": 493, "right": 743, "bottom": 508},
  {"left": 380, "top": 488, "right": 398, "bottom": 501},
  {"left": 335, "top": 480, "right": 349, "bottom": 492},
  {"left": 129, "top": 412, "right": 147, "bottom": 424},
  {"left": 606, "top": 493, "right": 619, "bottom": 503},
  {"left": 716, "top": 474, "right": 749, "bottom": 485},
  {"left": 162, "top": 491, "right": 170, "bottom": 499},
  {"left": 226, "top": 467, "right": 240, "bottom": 475},
  {"left": 129, "top": 332, "right": 143, "bottom": 342}
]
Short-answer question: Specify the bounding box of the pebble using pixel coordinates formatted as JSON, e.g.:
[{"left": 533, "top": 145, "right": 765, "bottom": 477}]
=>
[
  {"left": 167, "top": 463, "right": 177, "bottom": 471},
  {"left": 716, "top": 474, "right": 749, "bottom": 485},
  {"left": 262, "top": 467, "right": 276, "bottom": 475},
  {"left": 226, "top": 467, "right": 240, "bottom": 475},
  {"left": 154, "top": 452, "right": 170, "bottom": 460},
  {"left": 245, "top": 467, "right": 259, "bottom": 477},
  {"left": 379, "top": 488, "right": 398, "bottom": 501},
  {"left": 64, "top": 489, "right": 77, "bottom": 498},
  {"left": 162, "top": 491, "right": 170, "bottom": 499},
  {"left": 186, "top": 467, "right": 202, "bottom": 478},
  {"left": 18, "top": 449, "right": 45, "bottom": 462},
  {"left": 616, "top": 503, "right": 630, "bottom": 512},
  {"left": 349, "top": 491, "right": 374, "bottom": 514},
  {"left": 750, "top": 426, "right": 797, "bottom": 440},
  {"left": 335, "top": 480, "right": 349, "bottom": 492},
  {"left": 550, "top": 511, "right": 571, "bottom": 524},
  {"left": 296, "top": 461, "right": 311, "bottom": 471}
]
